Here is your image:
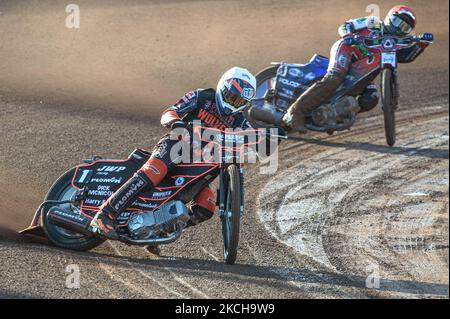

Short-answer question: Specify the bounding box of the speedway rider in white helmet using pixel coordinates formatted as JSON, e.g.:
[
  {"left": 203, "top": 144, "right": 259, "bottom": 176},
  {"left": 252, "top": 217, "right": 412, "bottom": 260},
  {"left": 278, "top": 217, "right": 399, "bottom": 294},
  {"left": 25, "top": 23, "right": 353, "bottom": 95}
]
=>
[{"left": 89, "top": 67, "right": 257, "bottom": 240}]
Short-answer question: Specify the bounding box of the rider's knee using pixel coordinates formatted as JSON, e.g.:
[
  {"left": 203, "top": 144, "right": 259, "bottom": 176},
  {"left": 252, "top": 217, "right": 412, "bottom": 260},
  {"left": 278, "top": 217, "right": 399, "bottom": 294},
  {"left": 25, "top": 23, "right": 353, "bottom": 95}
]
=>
[
  {"left": 358, "top": 85, "right": 379, "bottom": 113},
  {"left": 322, "top": 68, "right": 347, "bottom": 86},
  {"left": 139, "top": 157, "right": 168, "bottom": 186}
]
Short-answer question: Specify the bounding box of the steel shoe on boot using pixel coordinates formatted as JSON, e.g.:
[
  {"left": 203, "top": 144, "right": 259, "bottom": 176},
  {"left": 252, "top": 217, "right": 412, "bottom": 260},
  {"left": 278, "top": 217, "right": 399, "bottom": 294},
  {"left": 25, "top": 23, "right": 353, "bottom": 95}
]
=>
[
  {"left": 146, "top": 245, "right": 161, "bottom": 256},
  {"left": 89, "top": 210, "right": 119, "bottom": 240}
]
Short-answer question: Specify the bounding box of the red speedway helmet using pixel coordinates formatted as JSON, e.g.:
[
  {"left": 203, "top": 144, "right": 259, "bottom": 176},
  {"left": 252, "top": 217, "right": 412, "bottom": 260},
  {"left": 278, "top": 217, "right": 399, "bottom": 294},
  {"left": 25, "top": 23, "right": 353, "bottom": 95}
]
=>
[{"left": 384, "top": 5, "right": 417, "bottom": 36}]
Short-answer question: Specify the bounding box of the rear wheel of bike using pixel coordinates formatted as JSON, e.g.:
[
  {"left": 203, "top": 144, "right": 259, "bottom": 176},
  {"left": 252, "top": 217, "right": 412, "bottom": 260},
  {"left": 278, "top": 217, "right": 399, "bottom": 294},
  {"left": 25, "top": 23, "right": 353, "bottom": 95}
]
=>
[
  {"left": 245, "top": 66, "right": 279, "bottom": 129},
  {"left": 221, "top": 165, "right": 241, "bottom": 265},
  {"left": 42, "top": 169, "right": 105, "bottom": 251},
  {"left": 381, "top": 68, "right": 396, "bottom": 146},
  {"left": 255, "top": 66, "right": 278, "bottom": 98}
]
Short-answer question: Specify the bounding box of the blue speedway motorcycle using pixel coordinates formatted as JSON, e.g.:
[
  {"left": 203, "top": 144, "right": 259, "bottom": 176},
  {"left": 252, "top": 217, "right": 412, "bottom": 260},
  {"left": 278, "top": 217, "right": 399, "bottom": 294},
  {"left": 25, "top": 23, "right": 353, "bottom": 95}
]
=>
[{"left": 247, "top": 33, "right": 433, "bottom": 146}]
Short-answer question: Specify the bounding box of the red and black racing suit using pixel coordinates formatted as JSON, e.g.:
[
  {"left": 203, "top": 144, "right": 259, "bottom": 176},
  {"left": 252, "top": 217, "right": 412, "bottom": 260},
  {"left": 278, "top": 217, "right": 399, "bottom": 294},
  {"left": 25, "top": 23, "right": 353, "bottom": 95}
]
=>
[
  {"left": 147, "top": 88, "right": 251, "bottom": 225},
  {"left": 98, "top": 88, "right": 251, "bottom": 229},
  {"left": 288, "top": 16, "right": 431, "bottom": 116}
]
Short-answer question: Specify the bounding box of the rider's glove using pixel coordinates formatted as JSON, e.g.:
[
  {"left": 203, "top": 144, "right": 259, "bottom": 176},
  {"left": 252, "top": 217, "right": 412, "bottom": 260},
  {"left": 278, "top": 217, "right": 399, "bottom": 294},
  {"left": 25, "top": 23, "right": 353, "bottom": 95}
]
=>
[
  {"left": 343, "top": 35, "right": 355, "bottom": 46},
  {"left": 343, "top": 22, "right": 355, "bottom": 35},
  {"left": 170, "top": 120, "right": 187, "bottom": 130},
  {"left": 421, "top": 33, "right": 434, "bottom": 42}
]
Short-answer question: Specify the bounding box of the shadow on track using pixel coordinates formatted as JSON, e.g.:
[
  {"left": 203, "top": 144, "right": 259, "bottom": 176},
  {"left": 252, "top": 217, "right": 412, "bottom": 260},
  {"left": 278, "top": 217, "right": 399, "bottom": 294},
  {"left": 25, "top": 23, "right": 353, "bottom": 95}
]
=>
[
  {"left": 33, "top": 244, "right": 446, "bottom": 297},
  {"left": 7, "top": 235, "right": 448, "bottom": 297},
  {"left": 288, "top": 136, "right": 449, "bottom": 160}
]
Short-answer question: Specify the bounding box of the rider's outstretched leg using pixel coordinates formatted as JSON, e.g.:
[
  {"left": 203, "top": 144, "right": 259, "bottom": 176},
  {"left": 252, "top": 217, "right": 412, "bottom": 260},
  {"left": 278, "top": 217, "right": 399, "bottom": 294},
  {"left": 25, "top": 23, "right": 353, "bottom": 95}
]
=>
[
  {"left": 284, "top": 39, "right": 352, "bottom": 132},
  {"left": 89, "top": 157, "right": 168, "bottom": 239}
]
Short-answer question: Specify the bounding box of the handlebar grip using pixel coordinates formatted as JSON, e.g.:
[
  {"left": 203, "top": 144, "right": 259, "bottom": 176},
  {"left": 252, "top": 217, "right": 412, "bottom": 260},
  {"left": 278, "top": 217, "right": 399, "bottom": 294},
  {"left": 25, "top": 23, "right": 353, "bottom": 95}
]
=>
[
  {"left": 343, "top": 36, "right": 361, "bottom": 45},
  {"left": 420, "top": 33, "right": 434, "bottom": 42}
]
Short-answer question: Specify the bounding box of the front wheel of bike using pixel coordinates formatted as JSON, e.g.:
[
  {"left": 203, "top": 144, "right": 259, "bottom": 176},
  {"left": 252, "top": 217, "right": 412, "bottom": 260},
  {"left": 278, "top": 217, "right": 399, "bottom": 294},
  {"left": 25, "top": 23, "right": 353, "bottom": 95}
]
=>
[
  {"left": 221, "top": 165, "right": 241, "bottom": 265},
  {"left": 381, "top": 68, "right": 396, "bottom": 147}
]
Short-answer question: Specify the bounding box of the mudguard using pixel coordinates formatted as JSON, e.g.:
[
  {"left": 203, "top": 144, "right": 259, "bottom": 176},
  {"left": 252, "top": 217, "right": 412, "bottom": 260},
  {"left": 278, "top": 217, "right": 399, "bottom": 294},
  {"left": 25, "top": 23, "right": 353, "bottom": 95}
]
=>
[{"left": 274, "top": 54, "right": 329, "bottom": 109}]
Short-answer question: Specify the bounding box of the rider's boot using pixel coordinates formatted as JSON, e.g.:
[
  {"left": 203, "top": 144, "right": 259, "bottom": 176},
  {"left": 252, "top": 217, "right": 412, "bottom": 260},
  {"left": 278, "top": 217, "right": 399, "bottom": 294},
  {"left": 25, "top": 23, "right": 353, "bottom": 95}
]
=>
[{"left": 90, "top": 158, "right": 168, "bottom": 240}]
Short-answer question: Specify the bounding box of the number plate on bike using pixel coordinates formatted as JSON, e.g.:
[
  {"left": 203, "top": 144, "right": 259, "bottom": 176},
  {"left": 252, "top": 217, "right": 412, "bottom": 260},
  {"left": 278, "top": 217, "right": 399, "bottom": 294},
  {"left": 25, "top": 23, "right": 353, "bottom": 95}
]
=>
[{"left": 381, "top": 52, "right": 397, "bottom": 68}]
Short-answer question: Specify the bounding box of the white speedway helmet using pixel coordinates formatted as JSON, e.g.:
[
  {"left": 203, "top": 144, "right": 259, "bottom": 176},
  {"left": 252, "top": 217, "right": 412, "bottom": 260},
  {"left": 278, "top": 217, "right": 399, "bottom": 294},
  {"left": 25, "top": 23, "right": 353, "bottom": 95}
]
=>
[{"left": 215, "top": 67, "right": 256, "bottom": 116}]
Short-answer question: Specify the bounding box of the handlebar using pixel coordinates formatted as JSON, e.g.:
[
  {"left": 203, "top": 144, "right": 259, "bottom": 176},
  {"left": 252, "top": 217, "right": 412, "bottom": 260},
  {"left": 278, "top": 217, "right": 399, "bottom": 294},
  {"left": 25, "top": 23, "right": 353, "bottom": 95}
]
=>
[
  {"left": 344, "top": 34, "right": 433, "bottom": 47},
  {"left": 186, "top": 121, "right": 287, "bottom": 139}
]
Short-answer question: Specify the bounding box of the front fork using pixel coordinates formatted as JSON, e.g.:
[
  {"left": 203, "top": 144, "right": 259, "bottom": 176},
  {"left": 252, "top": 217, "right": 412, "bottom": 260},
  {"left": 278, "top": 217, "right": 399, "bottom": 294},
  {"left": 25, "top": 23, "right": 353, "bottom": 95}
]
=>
[
  {"left": 217, "top": 164, "right": 244, "bottom": 218},
  {"left": 391, "top": 70, "right": 399, "bottom": 110}
]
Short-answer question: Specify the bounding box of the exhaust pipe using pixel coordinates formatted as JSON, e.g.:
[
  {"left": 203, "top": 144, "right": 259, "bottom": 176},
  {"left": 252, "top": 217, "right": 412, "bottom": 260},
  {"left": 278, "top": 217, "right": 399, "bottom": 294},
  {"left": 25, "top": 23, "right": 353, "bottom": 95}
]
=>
[
  {"left": 248, "top": 104, "right": 284, "bottom": 125},
  {"left": 47, "top": 206, "right": 92, "bottom": 235},
  {"left": 118, "top": 225, "right": 184, "bottom": 246}
]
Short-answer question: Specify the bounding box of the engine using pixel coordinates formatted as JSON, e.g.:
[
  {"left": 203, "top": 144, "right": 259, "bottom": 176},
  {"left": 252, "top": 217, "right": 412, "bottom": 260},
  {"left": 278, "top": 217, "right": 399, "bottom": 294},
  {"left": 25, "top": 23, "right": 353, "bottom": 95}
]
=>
[
  {"left": 127, "top": 201, "right": 190, "bottom": 239},
  {"left": 312, "top": 96, "right": 360, "bottom": 126}
]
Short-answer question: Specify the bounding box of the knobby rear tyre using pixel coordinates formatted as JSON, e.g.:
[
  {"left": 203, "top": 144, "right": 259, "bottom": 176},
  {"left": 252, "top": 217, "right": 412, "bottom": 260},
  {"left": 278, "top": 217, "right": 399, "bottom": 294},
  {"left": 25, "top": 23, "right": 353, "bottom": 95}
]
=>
[{"left": 42, "top": 169, "right": 105, "bottom": 251}]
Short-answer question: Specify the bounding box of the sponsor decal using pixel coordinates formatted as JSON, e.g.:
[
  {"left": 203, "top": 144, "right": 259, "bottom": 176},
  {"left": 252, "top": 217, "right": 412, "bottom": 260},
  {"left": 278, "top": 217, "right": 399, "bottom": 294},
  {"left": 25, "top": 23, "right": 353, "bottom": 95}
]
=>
[
  {"left": 50, "top": 208, "right": 86, "bottom": 223},
  {"left": 90, "top": 177, "right": 123, "bottom": 184},
  {"left": 241, "top": 87, "right": 255, "bottom": 99},
  {"left": 338, "top": 54, "right": 349, "bottom": 68},
  {"left": 77, "top": 169, "right": 93, "bottom": 183},
  {"left": 154, "top": 141, "right": 168, "bottom": 159},
  {"left": 215, "top": 133, "right": 245, "bottom": 144},
  {"left": 381, "top": 52, "right": 396, "bottom": 67},
  {"left": 381, "top": 37, "right": 395, "bottom": 51},
  {"left": 175, "top": 177, "right": 185, "bottom": 186},
  {"left": 277, "top": 66, "right": 288, "bottom": 77},
  {"left": 88, "top": 186, "right": 110, "bottom": 197},
  {"left": 279, "top": 78, "right": 301, "bottom": 88},
  {"left": 304, "top": 72, "right": 316, "bottom": 81},
  {"left": 144, "top": 163, "right": 161, "bottom": 175},
  {"left": 88, "top": 189, "right": 114, "bottom": 197},
  {"left": 114, "top": 178, "right": 146, "bottom": 210},
  {"left": 288, "top": 68, "right": 303, "bottom": 77},
  {"left": 117, "top": 211, "right": 132, "bottom": 220},
  {"left": 98, "top": 166, "right": 126, "bottom": 173},
  {"left": 197, "top": 108, "right": 228, "bottom": 131},
  {"left": 182, "top": 91, "right": 196, "bottom": 103},
  {"left": 278, "top": 88, "right": 295, "bottom": 99},
  {"left": 203, "top": 100, "right": 213, "bottom": 111},
  {"left": 151, "top": 190, "right": 173, "bottom": 199},
  {"left": 84, "top": 198, "right": 102, "bottom": 206}
]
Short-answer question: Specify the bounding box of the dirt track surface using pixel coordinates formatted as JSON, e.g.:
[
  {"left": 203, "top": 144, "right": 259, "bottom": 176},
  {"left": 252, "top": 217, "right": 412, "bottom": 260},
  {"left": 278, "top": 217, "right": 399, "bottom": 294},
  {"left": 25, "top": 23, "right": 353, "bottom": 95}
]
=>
[{"left": 0, "top": 0, "right": 448, "bottom": 298}]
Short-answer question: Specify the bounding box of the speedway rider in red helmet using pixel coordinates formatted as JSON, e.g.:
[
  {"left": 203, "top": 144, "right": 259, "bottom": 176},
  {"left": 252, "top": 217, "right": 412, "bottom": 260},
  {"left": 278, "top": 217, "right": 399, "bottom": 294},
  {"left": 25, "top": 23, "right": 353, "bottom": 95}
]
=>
[
  {"left": 89, "top": 67, "right": 257, "bottom": 240},
  {"left": 283, "top": 5, "right": 434, "bottom": 132}
]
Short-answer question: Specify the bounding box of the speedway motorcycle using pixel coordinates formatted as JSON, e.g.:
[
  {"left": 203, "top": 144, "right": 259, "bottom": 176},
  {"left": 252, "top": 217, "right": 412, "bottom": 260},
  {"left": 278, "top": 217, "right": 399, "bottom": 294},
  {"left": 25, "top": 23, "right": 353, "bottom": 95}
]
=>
[
  {"left": 247, "top": 33, "right": 433, "bottom": 146},
  {"left": 21, "top": 125, "right": 284, "bottom": 264}
]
